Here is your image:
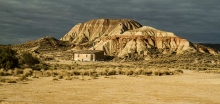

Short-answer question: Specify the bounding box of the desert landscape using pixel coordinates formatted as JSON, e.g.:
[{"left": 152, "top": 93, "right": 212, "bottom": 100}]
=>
[
  {"left": 0, "top": 65, "right": 220, "bottom": 104},
  {"left": 1, "top": 18, "right": 220, "bottom": 104}
]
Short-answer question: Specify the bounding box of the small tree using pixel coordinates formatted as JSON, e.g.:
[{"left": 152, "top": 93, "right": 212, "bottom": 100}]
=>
[
  {"left": 20, "top": 52, "right": 40, "bottom": 67},
  {"left": 0, "top": 46, "right": 18, "bottom": 70}
]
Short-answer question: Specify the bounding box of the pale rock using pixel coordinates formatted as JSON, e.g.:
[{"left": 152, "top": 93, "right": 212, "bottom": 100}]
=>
[{"left": 61, "top": 18, "right": 218, "bottom": 57}]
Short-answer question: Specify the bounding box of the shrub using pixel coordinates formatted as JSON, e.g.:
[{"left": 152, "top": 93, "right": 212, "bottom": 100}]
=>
[
  {"left": 64, "top": 75, "right": 72, "bottom": 80},
  {"left": 52, "top": 77, "right": 59, "bottom": 81},
  {"left": 13, "top": 68, "right": 22, "bottom": 76},
  {"left": 23, "top": 68, "right": 33, "bottom": 77},
  {"left": 90, "top": 73, "right": 99, "bottom": 79},
  {"left": 0, "top": 77, "right": 17, "bottom": 83},
  {"left": 125, "top": 70, "right": 134, "bottom": 76},
  {"left": 173, "top": 69, "right": 184, "bottom": 74},
  {"left": 0, "top": 46, "right": 18, "bottom": 69},
  {"left": 32, "top": 70, "right": 43, "bottom": 77},
  {"left": 115, "top": 67, "right": 123, "bottom": 75},
  {"left": 143, "top": 70, "right": 153, "bottom": 76},
  {"left": 18, "top": 74, "right": 29, "bottom": 81},
  {"left": 134, "top": 68, "right": 144, "bottom": 75},
  {"left": 108, "top": 69, "right": 117, "bottom": 75},
  {"left": 7, "top": 69, "right": 13, "bottom": 75},
  {"left": 153, "top": 70, "right": 161, "bottom": 76},
  {"left": 20, "top": 52, "right": 40, "bottom": 68}
]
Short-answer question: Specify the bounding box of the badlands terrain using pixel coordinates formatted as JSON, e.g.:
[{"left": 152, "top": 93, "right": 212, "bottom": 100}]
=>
[{"left": 1, "top": 19, "right": 220, "bottom": 104}]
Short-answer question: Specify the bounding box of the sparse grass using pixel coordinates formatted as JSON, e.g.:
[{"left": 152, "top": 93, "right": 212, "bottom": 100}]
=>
[
  {"left": 205, "top": 70, "right": 220, "bottom": 74},
  {"left": 23, "top": 68, "right": 33, "bottom": 77},
  {"left": 0, "top": 76, "right": 17, "bottom": 83},
  {"left": 173, "top": 69, "right": 184, "bottom": 74}
]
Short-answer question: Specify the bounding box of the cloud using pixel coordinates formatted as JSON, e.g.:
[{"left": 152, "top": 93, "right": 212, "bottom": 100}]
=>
[{"left": 0, "top": 0, "right": 220, "bottom": 44}]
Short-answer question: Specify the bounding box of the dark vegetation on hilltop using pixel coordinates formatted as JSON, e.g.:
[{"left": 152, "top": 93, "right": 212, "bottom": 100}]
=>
[
  {"left": 0, "top": 46, "right": 18, "bottom": 69},
  {"left": 0, "top": 46, "right": 40, "bottom": 70},
  {"left": 199, "top": 43, "right": 220, "bottom": 51},
  {"left": 12, "top": 36, "right": 72, "bottom": 52}
]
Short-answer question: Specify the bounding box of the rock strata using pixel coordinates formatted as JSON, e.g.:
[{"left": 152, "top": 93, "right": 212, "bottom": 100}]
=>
[{"left": 61, "top": 19, "right": 218, "bottom": 57}]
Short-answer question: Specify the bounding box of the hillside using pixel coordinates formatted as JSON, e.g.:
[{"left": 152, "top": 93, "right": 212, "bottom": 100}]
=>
[
  {"left": 13, "top": 36, "right": 72, "bottom": 52},
  {"left": 199, "top": 43, "right": 220, "bottom": 51},
  {"left": 61, "top": 18, "right": 219, "bottom": 57}
]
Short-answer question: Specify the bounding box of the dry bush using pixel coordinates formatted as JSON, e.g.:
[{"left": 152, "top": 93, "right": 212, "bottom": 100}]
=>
[
  {"left": 73, "top": 76, "right": 79, "bottom": 79},
  {"left": 96, "top": 68, "right": 105, "bottom": 76},
  {"left": 0, "top": 77, "right": 17, "bottom": 83},
  {"left": 57, "top": 75, "right": 63, "bottom": 79},
  {"left": 0, "top": 68, "right": 9, "bottom": 76},
  {"left": 108, "top": 68, "right": 117, "bottom": 75},
  {"left": 88, "top": 69, "right": 97, "bottom": 76},
  {"left": 159, "top": 69, "right": 173, "bottom": 75},
  {"left": 32, "top": 70, "right": 43, "bottom": 78},
  {"left": 173, "top": 69, "right": 184, "bottom": 74},
  {"left": 23, "top": 68, "right": 33, "bottom": 77},
  {"left": 7, "top": 69, "right": 13, "bottom": 76},
  {"left": 153, "top": 70, "right": 161, "bottom": 76},
  {"left": 13, "top": 68, "right": 22, "bottom": 76},
  {"left": 115, "top": 67, "right": 123, "bottom": 75},
  {"left": 5, "top": 79, "right": 17, "bottom": 83},
  {"left": 42, "top": 70, "right": 55, "bottom": 77},
  {"left": 110, "top": 76, "right": 117, "bottom": 79},
  {"left": 64, "top": 75, "right": 72, "bottom": 80},
  {"left": 103, "top": 68, "right": 109, "bottom": 76},
  {"left": 205, "top": 70, "right": 220, "bottom": 74},
  {"left": 134, "top": 68, "right": 144, "bottom": 75},
  {"left": 90, "top": 73, "right": 99, "bottom": 79},
  {"left": 143, "top": 70, "right": 153, "bottom": 76},
  {"left": 69, "top": 70, "right": 80, "bottom": 76},
  {"left": 0, "top": 69, "right": 4, "bottom": 76},
  {"left": 18, "top": 74, "right": 29, "bottom": 81},
  {"left": 56, "top": 70, "right": 70, "bottom": 79},
  {"left": 52, "top": 77, "right": 59, "bottom": 81},
  {"left": 125, "top": 70, "right": 134, "bottom": 76}
]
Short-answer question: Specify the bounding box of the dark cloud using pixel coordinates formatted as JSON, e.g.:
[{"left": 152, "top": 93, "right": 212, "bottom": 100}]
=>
[{"left": 0, "top": 0, "right": 220, "bottom": 44}]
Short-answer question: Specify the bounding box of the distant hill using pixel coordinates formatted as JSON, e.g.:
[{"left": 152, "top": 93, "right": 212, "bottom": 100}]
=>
[
  {"left": 12, "top": 36, "right": 72, "bottom": 52},
  {"left": 10, "top": 19, "right": 219, "bottom": 61},
  {"left": 198, "top": 43, "right": 220, "bottom": 51},
  {"left": 61, "top": 18, "right": 219, "bottom": 57}
]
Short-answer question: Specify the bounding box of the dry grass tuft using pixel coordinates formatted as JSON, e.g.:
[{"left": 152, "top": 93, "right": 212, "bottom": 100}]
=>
[
  {"left": 23, "top": 68, "right": 33, "bottom": 77},
  {"left": 0, "top": 77, "right": 17, "bottom": 83},
  {"left": 13, "top": 68, "right": 22, "bottom": 76},
  {"left": 173, "top": 69, "right": 184, "bottom": 74}
]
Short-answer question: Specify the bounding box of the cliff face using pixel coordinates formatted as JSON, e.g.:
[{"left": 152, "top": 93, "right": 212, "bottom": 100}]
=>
[
  {"left": 61, "top": 19, "right": 218, "bottom": 57},
  {"left": 61, "top": 19, "right": 142, "bottom": 44},
  {"left": 93, "top": 26, "right": 197, "bottom": 57}
]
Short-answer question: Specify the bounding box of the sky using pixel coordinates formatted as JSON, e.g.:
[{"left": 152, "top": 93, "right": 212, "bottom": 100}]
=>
[{"left": 0, "top": 0, "right": 220, "bottom": 44}]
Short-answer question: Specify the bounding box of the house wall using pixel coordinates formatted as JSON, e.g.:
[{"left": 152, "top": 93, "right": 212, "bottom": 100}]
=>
[
  {"left": 74, "top": 54, "right": 95, "bottom": 61},
  {"left": 73, "top": 51, "right": 104, "bottom": 61}
]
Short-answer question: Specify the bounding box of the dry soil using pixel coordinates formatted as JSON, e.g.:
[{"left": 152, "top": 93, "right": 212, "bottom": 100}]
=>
[{"left": 0, "top": 70, "right": 220, "bottom": 104}]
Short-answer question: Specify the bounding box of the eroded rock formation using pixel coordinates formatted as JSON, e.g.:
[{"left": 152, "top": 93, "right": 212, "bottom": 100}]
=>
[{"left": 61, "top": 19, "right": 218, "bottom": 57}]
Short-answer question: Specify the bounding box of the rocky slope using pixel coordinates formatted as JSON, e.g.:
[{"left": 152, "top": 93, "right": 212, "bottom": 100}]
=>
[
  {"left": 13, "top": 36, "right": 72, "bottom": 52},
  {"left": 61, "top": 19, "right": 142, "bottom": 44},
  {"left": 61, "top": 18, "right": 218, "bottom": 57}
]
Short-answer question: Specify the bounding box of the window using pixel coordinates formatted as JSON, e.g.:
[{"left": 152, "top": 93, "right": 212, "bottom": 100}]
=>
[
  {"left": 86, "top": 54, "right": 88, "bottom": 58},
  {"left": 78, "top": 54, "right": 80, "bottom": 57}
]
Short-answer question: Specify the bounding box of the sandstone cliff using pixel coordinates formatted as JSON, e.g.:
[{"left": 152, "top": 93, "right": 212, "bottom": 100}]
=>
[
  {"left": 61, "top": 19, "right": 142, "bottom": 44},
  {"left": 61, "top": 19, "right": 218, "bottom": 57}
]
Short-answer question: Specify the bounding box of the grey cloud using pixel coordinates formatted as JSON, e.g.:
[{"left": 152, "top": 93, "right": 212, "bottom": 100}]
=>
[{"left": 0, "top": 0, "right": 220, "bottom": 44}]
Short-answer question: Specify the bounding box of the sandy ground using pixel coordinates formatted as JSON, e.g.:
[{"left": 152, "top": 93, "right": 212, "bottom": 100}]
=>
[{"left": 0, "top": 70, "right": 220, "bottom": 104}]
